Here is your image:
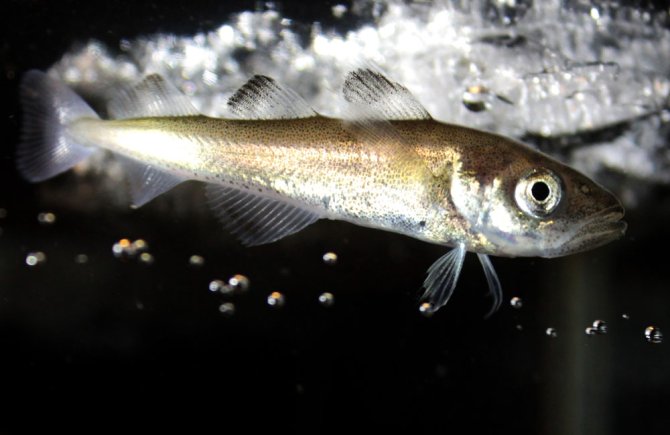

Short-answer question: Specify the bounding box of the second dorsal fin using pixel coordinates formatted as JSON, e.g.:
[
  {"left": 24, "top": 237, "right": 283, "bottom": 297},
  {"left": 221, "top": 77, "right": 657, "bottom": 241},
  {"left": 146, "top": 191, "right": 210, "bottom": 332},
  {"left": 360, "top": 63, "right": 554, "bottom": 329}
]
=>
[
  {"left": 227, "top": 75, "right": 316, "bottom": 119},
  {"left": 343, "top": 68, "right": 431, "bottom": 121},
  {"left": 108, "top": 74, "right": 199, "bottom": 119}
]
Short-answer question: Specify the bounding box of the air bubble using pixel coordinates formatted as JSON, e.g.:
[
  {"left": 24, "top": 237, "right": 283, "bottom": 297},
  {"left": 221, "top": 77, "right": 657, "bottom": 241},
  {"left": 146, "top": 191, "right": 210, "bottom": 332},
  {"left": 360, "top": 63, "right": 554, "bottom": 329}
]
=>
[
  {"left": 189, "top": 255, "right": 205, "bottom": 266},
  {"left": 322, "top": 252, "right": 338, "bottom": 265},
  {"left": 228, "top": 274, "right": 250, "bottom": 293},
  {"left": 419, "top": 302, "right": 434, "bottom": 317},
  {"left": 510, "top": 296, "right": 523, "bottom": 309},
  {"left": 592, "top": 319, "right": 608, "bottom": 334},
  {"left": 318, "top": 292, "right": 334, "bottom": 307},
  {"left": 37, "top": 212, "right": 56, "bottom": 225},
  {"left": 545, "top": 327, "right": 558, "bottom": 338},
  {"left": 585, "top": 326, "right": 597, "bottom": 336},
  {"left": 219, "top": 302, "right": 235, "bottom": 316},
  {"left": 75, "top": 254, "right": 89, "bottom": 264},
  {"left": 209, "top": 279, "right": 227, "bottom": 293},
  {"left": 25, "top": 251, "right": 46, "bottom": 266},
  {"left": 139, "top": 252, "right": 154, "bottom": 264},
  {"left": 267, "top": 291, "right": 285, "bottom": 307},
  {"left": 621, "top": 313, "right": 630, "bottom": 320},
  {"left": 644, "top": 326, "right": 663, "bottom": 344}
]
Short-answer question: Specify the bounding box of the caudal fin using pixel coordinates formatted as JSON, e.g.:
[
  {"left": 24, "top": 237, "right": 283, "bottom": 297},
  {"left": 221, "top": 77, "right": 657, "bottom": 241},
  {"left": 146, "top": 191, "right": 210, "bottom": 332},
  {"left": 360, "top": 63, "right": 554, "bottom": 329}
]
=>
[{"left": 17, "top": 70, "right": 98, "bottom": 182}]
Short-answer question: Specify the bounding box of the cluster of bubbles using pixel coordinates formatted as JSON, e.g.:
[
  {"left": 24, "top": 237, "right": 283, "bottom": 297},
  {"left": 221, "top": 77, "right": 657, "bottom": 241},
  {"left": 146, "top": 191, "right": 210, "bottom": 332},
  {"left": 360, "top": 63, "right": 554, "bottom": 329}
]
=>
[
  {"left": 112, "top": 238, "right": 154, "bottom": 264},
  {"left": 48, "top": 0, "right": 670, "bottom": 206},
  {"left": 585, "top": 319, "right": 608, "bottom": 336}
]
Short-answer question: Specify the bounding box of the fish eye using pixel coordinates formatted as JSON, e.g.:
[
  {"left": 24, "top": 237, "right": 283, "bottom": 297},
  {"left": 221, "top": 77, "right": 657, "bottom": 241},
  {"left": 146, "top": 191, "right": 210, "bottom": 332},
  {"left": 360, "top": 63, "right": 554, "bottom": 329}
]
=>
[{"left": 514, "top": 169, "right": 563, "bottom": 218}]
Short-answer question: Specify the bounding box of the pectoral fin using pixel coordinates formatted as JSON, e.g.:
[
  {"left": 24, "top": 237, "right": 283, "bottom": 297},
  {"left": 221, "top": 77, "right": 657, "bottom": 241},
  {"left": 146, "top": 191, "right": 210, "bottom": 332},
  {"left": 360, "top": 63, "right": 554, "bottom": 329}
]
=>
[{"left": 421, "top": 243, "right": 466, "bottom": 313}]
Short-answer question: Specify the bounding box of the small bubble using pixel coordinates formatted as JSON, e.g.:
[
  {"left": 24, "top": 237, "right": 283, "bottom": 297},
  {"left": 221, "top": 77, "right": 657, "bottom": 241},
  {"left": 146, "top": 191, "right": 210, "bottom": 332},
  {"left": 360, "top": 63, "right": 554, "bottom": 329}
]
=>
[
  {"left": 510, "top": 296, "right": 523, "bottom": 309},
  {"left": 585, "top": 326, "right": 597, "bottom": 336},
  {"left": 515, "top": 324, "right": 523, "bottom": 331},
  {"left": 322, "top": 252, "right": 338, "bottom": 265},
  {"left": 332, "top": 4, "right": 347, "bottom": 18},
  {"left": 621, "top": 313, "right": 630, "bottom": 320},
  {"left": 228, "top": 274, "right": 250, "bottom": 293},
  {"left": 209, "top": 279, "right": 226, "bottom": 293},
  {"left": 136, "top": 301, "right": 144, "bottom": 310},
  {"left": 25, "top": 251, "right": 46, "bottom": 266},
  {"left": 119, "top": 39, "right": 132, "bottom": 51},
  {"left": 419, "top": 302, "right": 434, "bottom": 317},
  {"left": 112, "top": 238, "right": 132, "bottom": 258},
  {"left": 592, "top": 320, "right": 608, "bottom": 334},
  {"left": 75, "top": 254, "right": 89, "bottom": 264},
  {"left": 0, "top": 208, "right": 7, "bottom": 218},
  {"left": 590, "top": 7, "right": 600, "bottom": 20},
  {"left": 139, "top": 252, "right": 154, "bottom": 264},
  {"left": 133, "top": 239, "right": 149, "bottom": 252},
  {"left": 219, "top": 302, "right": 235, "bottom": 316},
  {"left": 545, "top": 327, "right": 558, "bottom": 338},
  {"left": 267, "top": 291, "right": 285, "bottom": 307},
  {"left": 644, "top": 326, "right": 663, "bottom": 344},
  {"left": 37, "top": 212, "right": 56, "bottom": 225},
  {"left": 318, "top": 292, "right": 334, "bottom": 307},
  {"left": 189, "top": 255, "right": 205, "bottom": 266}
]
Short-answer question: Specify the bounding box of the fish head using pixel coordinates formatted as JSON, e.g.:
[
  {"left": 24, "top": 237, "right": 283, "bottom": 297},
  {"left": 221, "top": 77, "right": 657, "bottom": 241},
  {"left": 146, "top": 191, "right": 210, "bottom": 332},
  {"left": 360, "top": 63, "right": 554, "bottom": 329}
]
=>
[{"left": 449, "top": 140, "right": 626, "bottom": 258}]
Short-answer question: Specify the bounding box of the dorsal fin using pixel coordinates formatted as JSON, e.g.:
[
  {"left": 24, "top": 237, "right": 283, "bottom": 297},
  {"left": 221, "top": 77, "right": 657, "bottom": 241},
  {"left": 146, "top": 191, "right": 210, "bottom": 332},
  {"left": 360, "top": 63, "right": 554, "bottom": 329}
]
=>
[
  {"left": 108, "top": 74, "right": 199, "bottom": 119},
  {"left": 205, "top": 184, "right": 321, "bottom": 246},
  {"left": 342, "top": 68, "right": 431, "bottom": 121},
  {"left": 227, "top": 75, "right": 316, "bottom": 119}
]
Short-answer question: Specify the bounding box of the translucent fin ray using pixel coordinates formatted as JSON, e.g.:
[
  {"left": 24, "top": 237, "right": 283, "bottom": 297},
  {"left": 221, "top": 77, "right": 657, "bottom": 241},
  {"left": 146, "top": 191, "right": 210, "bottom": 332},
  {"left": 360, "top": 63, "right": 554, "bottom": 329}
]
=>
[
  {"left": 342, "top": 68, "right": 431, "bottom": 121},
  {"left": 117, "top": 156, "right": 185, "bottom": 207},
  {"left": 421, "top": 243, "right": 466, "bottom": 313},
  {"left": 17, "top": 70, "right": 97, "bottom": 182},
  {"left": 477, "top": 254, "right": 503, "bottom": 318},
  {"left": 108, "top": 74, "right": 199, "bottom": 119},
  {"left": 227, "top": 75, "right": 316, "bottom": 119},
  {"left": 205, "top": 184, "right": 321, "bottom": 246}
]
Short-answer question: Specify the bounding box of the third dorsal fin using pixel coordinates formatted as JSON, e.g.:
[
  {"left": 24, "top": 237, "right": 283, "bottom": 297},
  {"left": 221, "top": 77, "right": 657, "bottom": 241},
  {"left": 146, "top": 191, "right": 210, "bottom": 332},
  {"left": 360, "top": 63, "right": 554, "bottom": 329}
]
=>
[
  {"left": 108, "top": 74, "right": 199, "bottom": 119},
  {"left": 343, "top": 68, "right": 431, "bottom": 121},
  {"left": 227, "top": 75, "right": 316, "bottom": 119}
]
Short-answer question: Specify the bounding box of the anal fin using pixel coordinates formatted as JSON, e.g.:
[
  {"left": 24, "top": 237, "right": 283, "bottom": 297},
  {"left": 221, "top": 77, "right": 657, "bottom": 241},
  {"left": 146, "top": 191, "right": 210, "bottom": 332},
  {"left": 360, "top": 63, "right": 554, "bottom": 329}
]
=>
[
  {"left": 206, "top": 184, "right": 321, "bottom": 246},
  {"left": 118, "top": 156, "right": 185, "bottom": 207}
]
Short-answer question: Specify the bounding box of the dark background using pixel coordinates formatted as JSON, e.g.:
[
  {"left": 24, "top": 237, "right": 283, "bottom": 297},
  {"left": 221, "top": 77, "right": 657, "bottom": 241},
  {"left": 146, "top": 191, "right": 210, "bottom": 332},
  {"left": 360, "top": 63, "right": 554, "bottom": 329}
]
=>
[{"left": 1, "top": 1, "right": 669, "bottom": 433}]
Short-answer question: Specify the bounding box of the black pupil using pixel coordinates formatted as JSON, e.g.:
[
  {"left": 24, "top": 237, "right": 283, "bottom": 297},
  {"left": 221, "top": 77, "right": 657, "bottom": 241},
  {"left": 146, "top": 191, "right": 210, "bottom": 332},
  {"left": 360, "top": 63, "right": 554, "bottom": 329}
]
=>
[{"left": 531, "top": 181, "right": 550, "bottom": 202}]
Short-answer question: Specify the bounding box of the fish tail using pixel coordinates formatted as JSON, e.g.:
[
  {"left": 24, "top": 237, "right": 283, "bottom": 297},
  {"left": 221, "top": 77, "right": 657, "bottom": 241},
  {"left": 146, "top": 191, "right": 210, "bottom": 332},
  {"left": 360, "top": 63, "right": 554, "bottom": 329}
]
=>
[{"left": 17, "top": 70, "right": 97, "bottom": 182}]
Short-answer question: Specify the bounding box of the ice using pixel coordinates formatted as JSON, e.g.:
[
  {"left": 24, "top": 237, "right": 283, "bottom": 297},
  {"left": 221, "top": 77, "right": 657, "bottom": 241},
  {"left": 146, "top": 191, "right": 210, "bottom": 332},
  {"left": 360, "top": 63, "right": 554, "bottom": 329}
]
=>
[{"left": 47, "top": 0, "right": 670, "bottom": 205}]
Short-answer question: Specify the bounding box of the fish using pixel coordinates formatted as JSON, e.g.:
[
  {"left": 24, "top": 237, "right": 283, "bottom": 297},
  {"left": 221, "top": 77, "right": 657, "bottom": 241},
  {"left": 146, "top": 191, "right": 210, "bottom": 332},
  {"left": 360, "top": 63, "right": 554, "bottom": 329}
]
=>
[{"left": 17, "top": 68, "right": 626, "bottom": 316}]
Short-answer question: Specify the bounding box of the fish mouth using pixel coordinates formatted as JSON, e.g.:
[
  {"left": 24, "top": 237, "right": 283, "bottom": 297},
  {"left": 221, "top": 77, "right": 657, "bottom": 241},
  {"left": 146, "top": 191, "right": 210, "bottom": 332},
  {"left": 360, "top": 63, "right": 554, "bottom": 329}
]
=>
[{"left": 563, "top": 205, "right": 627, "bottom": 255}]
